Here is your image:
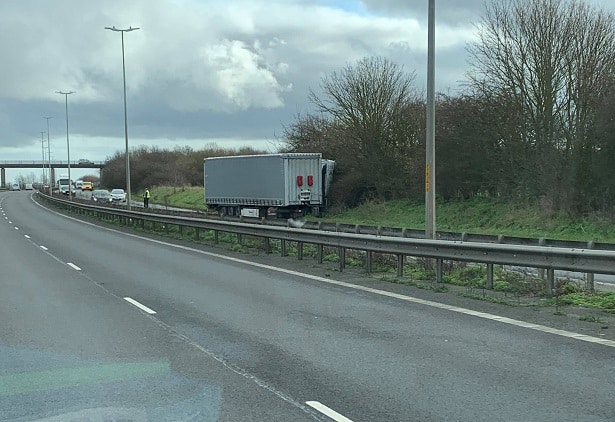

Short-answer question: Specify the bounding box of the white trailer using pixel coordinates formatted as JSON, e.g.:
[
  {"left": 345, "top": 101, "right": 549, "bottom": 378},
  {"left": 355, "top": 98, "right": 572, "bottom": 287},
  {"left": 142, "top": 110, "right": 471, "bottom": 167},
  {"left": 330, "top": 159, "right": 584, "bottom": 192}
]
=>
[{"left": 204, "top": 153, "right": 335, "bottom": 218}]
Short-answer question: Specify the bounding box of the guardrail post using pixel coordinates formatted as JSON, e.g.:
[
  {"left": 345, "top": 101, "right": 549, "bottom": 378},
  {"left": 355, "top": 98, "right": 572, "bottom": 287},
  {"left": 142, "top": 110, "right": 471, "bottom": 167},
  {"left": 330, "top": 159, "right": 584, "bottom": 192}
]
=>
[
  {"left": 297, "top": 242, "right": 304, "bottom": 260},
  {"left": 366, "top": 251, "right": 373, "bottom": 274},
  {"left": 237, "top": 233, "right": 243, "bottom": 245},
  {"left": 486, "top": 263, "right": 494, "bottom": 290},
  {"left": 195, "top": 227, "right": 200, "bottom": 241},
  {"left": 281, "top": 239, "right": 287, "bottom": 257},
  {"left": 179, "top": 225, "right": 183, "bottom": 235},
  {"left": 264, "top": 237, "right": 271, "bottom": 253},
  {"left": 486, "top": 236, "right": 503, "bottom": 289},
  {"left": 339, "top": 247, "right": 345, "bottom": 271},
  {"left": 354, "top": 224, "right": 360, "bottom": 234},
  {"left": 396, "top": 254, "right": 404, "bottom": 277},
  {"left": 435, "top": 259, "right": 443, "bottom": 283},
  {"left": 316, "top": 244, "right": 323, "bottom": 263},
  {"left": 538, "top": 238, "right": 546, "bottom": 280},
  {"left": 586, "top": 241, "right": 595, "bottom": 293},
  {"left": 214, "top": 230, "right": 219, "bottom": 244},
  {"left": 165, "top": 224, "right": 169, "bottom": 234},
  {"left": 545, "top": 268, "right": 555, "bottom": 297},
  {"left": 141, "top": 219, "right": 145, "bottom": 229}
]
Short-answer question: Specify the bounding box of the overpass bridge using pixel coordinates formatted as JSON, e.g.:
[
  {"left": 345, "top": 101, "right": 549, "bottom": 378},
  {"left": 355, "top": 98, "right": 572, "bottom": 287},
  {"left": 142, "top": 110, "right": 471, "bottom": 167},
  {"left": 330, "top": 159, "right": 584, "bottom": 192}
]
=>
[{"left": 0, "top": 160, "right": 105, "bottom": 187}]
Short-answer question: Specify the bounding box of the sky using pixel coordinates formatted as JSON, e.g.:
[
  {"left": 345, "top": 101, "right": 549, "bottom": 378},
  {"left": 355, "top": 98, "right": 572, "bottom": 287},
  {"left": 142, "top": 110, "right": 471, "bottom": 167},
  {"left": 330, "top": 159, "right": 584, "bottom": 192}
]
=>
[{"left": 1, "top": 0, "right": 614, "bottom": 182}]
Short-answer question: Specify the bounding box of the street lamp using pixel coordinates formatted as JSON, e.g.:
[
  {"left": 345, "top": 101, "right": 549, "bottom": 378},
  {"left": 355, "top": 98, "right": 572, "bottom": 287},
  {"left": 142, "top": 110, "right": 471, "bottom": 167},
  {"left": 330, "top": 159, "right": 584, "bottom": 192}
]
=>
[
  {"left": 43, "top": 116, "right": 52, "bottom": 194},
  {"left": 56, "top": 91, "right": 75, "bottom": 200},
  {"left": 425, "top": 0, "right": 436, "bottom": 240},
  {"left": 40, "top": 131, "right": 46, "bottom": 185},
  {"left": 105, "top": 25, "right": 140, "bottom": 210}
]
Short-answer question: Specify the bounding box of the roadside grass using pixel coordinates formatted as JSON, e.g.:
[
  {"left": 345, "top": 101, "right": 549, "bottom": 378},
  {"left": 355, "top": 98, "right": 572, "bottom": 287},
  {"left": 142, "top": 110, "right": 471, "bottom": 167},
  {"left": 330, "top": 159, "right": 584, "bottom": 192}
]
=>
[
  {"left": 143, "top": 186, "right": 206, "bottom": 210},
  {"left": 322, "top": 197, "right": 615, "bottom": 242}
]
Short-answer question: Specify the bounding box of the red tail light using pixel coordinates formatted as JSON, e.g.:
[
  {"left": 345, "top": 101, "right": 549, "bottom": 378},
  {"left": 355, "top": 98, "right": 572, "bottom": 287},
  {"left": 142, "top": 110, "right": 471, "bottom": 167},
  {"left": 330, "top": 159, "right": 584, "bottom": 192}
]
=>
[
  {"left": 307, "top": 175, "right": 313, "bottom": 186},
  {"left": 297, "top": 175, "right": 303, "bottom": 186}
]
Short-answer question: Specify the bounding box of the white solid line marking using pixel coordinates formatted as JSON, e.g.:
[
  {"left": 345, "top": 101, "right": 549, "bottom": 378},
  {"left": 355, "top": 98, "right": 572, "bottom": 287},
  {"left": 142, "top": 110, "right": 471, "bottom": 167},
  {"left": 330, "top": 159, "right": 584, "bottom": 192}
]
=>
[
  {"left": 24, "top": 235, "right": 30, "bottom": 239},
  {"left": 306, "top": 401, "right": 354, "bottom": 422},
  {"left": 124, "top": 297, "right": 157, "bottom": 314},
  {"left": 33, "top": 195, "right": 615, "bottom": 349},
  {"left": 40, "top": 245, "right": 48, "bottom": 251},
  {"left": 67, "top": 262, "right": 81, "bottom": 271}
]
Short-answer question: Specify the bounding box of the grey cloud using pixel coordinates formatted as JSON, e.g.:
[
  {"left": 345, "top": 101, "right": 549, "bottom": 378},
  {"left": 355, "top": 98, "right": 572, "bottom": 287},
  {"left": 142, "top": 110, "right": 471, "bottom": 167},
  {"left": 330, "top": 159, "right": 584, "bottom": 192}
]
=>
[
  {"left": 0, "top": 0, "right": 500, "bottom": 160},
  {"left": 360, "top": 0, "right": 486, "bottom": 26}
]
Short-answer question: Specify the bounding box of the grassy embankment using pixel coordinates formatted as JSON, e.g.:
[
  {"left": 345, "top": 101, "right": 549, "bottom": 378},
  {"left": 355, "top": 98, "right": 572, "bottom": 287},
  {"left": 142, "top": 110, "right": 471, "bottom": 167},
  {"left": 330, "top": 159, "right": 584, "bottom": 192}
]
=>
[
  {"left": 323, "top": 198, "right": 615, "bottom": 243},
  {"left": 147, "top": 186, "right": 206, "bottom": 210}
]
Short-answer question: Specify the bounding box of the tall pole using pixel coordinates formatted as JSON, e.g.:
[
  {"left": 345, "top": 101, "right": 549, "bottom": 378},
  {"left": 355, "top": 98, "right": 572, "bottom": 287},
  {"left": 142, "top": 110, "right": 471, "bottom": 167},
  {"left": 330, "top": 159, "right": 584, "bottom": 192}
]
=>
[
  {"left": 43, "top": 116, "right": 52, "bottom": 193},
  {"left": 56, "top": 91, "right": 75, "bottom": 200},
  {"left": 40, "top": 131, "right": 46, "bottom": 185},
  {"left": 425, "top": 0, "right": 436, "bottom": 240},
  {"left": 105, "top": 25, "right": 140, "bottom": 210}
]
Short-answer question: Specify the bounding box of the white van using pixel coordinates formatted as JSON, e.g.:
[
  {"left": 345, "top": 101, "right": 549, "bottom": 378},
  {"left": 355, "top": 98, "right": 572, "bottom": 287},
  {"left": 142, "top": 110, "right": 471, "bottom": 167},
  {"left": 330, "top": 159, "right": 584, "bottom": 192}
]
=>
[
  {"left": 10, "top": 183, "right": 20, "bottom": 191},
  {"left": 25, "top": 183, "right": 33, "bottom": 190}
]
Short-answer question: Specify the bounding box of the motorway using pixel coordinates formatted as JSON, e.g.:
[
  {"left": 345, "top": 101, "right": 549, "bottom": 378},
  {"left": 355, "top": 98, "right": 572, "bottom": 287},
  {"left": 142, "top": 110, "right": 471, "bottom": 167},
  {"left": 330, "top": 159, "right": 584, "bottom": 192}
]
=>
[{"left": 1, "top": 190, "right": 614, "bottom": 421}]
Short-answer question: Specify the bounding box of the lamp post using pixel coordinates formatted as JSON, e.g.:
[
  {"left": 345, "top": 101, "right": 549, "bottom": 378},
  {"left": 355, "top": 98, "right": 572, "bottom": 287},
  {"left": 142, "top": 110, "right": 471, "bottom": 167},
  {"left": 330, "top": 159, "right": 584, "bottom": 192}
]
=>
[
  {"left": 425, "top": 0, "right": 436, "bottom": 240},
  {"left": 105, "top": 25, "right": 140, "bottom": 210},
  {"left": 56, "top": 91, "right": 75, "bottom": 200},
  {"left": 40, "top": 131, "right": 46, "bottom": 185},
  {"left": 43, "top": 116, "right": 52, "bottom": 194}
]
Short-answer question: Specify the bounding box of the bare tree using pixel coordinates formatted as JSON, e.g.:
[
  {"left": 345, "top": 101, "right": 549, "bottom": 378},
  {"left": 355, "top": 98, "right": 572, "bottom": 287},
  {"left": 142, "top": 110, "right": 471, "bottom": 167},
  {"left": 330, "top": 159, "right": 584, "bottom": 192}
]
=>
[
  {"left": 467, "top": 0, "right": 615, "bottom": 210},
  {"left": 307, "top": 56, "right": 421, "bottom": 202}
]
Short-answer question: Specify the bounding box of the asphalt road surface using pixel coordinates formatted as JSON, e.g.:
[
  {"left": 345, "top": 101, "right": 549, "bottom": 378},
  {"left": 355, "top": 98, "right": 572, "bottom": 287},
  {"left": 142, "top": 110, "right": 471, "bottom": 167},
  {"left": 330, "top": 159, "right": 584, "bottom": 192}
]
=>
[{"left": 1, "top": 191, "right": 614, "bottom": 421}]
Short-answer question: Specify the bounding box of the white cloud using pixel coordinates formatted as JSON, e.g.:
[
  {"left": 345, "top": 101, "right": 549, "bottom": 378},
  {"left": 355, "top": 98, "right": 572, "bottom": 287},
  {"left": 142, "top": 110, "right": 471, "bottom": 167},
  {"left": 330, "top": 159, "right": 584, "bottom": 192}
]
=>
[{"left": 0, "top": 0, "right": 518, "bottom": 159}]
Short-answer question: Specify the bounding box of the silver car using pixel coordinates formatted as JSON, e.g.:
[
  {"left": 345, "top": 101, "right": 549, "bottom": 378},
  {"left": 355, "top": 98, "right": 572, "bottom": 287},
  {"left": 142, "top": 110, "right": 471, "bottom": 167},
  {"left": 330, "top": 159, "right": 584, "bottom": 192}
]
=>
[{"left": 110, "top": 189, "right": 126, "bottom": 203}]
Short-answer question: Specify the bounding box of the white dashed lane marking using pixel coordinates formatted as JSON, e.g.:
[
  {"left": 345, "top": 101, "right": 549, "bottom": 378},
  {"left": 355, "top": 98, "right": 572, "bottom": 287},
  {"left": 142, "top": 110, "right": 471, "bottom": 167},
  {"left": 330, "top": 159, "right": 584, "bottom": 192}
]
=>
[
  {"left": 123, "top": 297, "right": 157, "bottom": 314},
  {"left": 306, "top": 401, "right": 354, "bottom": 422},
  {"left": 67, "top": 263, "right": 81, "bottom": 271}
]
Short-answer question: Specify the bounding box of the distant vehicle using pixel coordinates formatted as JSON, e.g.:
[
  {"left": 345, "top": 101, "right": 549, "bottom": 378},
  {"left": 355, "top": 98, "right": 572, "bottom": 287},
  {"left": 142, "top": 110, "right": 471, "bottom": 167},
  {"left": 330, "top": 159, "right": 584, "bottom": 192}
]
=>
[
  {"left": 91, "top": 189, "right": 113, "bottom": 203},
  {"left": 10, "top": 183, "right": 20, "bottom": 191},
  {"left": 110, "top": 189, "right": 126, "bottom": 203},
  {"left": 75, "top": 180, "right": 83, "bottom": 189},
  {"left": 78, "top": 159, "right": 92, "bottom": 164},
  {"left": 25, "top": 183, "right": 33, "bottom": 190},
  {"left": 56, "top": 175, "right": 73, "bottom": 195},
  {"left": 204, "top": 153, "right": 335, "bottom": 218},
  {"left": 81, "top": 182, "right": 93, "bottom": 191}
]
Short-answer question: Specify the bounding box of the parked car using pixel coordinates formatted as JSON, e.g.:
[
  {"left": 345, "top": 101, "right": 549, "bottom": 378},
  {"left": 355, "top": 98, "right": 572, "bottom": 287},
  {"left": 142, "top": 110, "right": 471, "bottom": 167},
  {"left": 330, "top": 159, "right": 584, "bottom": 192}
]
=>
[
  {"left": 10, "top": 183, "right": 20, "bottom": 191},
  {"left": 91, "top": 189, "right": 113, "bottom": 203},
  {"left": 25, "top": 183, "right": 33, "bottom": 190},
  {"left": 110, "top": 188, "right": 126, "bottom": 203},
  {"left": 81, "top": 182, "right": 93, "bottom": 191}
]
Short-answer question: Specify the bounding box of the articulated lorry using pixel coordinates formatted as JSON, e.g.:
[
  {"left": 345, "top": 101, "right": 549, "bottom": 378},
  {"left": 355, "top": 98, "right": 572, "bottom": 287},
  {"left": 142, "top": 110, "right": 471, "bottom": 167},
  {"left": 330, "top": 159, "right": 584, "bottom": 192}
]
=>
[{"left": 204, "top": 153, "right": 335, "bottom": 218}]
